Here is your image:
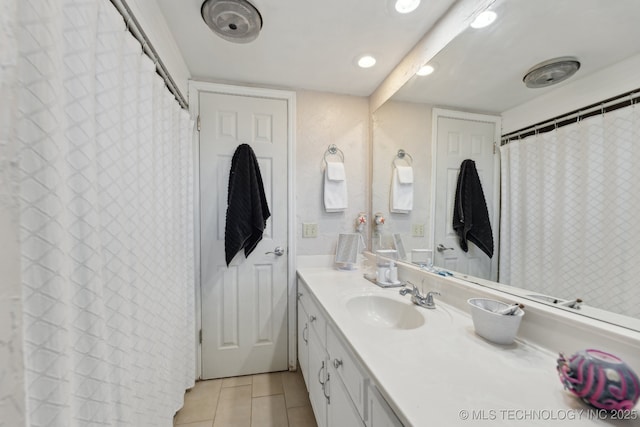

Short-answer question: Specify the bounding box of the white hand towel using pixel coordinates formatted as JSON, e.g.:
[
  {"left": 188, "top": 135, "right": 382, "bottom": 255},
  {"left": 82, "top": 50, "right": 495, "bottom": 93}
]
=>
[
  {"left": 390, "top": 166, "right": 413, "bottom": 213},
  {"left": 396, "top": 165, "right": 413, "bottom": 184},
  {"left": 324, "top": 161, "right": 348, "bottom": 212},
  {"left": 326, "top": 161, "right": 346, "bottom": 181}
]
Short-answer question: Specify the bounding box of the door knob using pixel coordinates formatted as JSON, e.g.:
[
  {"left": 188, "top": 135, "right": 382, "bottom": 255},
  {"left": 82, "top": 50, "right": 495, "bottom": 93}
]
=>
[
  {"left": 265, "top": 246, "right": 285, "bottom": 256},
  {"left": 437, "top": 244, "right": 454, "bottom": 252}
]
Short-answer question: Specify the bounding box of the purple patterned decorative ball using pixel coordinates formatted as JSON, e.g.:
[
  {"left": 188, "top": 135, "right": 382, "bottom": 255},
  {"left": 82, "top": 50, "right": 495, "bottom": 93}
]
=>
[{"left": 557, "top": 349, "right": 640, "bottom": 410}]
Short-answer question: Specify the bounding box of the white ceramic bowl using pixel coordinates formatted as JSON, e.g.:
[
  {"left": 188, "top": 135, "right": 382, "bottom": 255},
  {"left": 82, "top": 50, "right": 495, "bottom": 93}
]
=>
[{"left": 467, "top": 298, "right": 524, "bottom": 344}]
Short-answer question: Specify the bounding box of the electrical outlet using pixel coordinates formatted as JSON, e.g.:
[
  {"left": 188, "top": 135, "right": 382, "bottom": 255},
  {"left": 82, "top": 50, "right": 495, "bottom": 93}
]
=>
[
  {"left": 302, "top": 223, "right": 318, "bottom": 238},
  {"left": 412, "top": 223, "right": 425, "bottom": 237}
]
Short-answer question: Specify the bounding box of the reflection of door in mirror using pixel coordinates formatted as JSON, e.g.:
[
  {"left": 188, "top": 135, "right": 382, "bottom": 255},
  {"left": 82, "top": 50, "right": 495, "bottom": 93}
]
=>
[{"left": 432, "top": 109, "right": 501, "bottom": 280}]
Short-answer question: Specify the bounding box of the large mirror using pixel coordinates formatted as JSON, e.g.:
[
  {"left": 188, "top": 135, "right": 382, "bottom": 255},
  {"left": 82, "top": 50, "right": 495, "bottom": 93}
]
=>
[{"left": 371, "top": 0, "right": 640, "bottom": 331}]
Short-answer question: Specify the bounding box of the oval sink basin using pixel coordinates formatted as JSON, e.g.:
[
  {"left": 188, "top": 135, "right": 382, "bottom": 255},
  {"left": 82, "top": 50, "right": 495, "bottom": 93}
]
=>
[{"left": 346, "top": 295, "right": 425, "bottom": 330}]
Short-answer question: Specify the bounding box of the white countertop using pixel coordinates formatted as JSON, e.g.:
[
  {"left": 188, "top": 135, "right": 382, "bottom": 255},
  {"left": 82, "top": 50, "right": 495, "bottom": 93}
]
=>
[{"left": 297, "top": 267, "right": 639, "bottom": 427}]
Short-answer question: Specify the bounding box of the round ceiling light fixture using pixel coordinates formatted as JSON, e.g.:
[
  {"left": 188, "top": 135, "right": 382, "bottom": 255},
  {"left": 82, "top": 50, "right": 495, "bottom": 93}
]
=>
[
  {"left": 416, "top": 64, "right": 435, "bottom": 76},
  {"left": 523, "top": 57, "right": 581, "bottom": 88},
  {"left": 201, "top": 0, "right": 263, "bottom": 44},
  {"left": 357, "top": 55, "right": 377, "bottom": 69},
  {"left": 470, "top": 10, "right": 497, "bottom": 29},
  {"left": 395, "top": 0, "right": 421, "bottom": 14}
]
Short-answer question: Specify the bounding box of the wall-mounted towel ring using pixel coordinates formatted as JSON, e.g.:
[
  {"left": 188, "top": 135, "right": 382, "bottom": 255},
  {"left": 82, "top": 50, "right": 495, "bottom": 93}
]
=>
[
  {"left": 324, "top": 144, "right": 345, "bottom": 165},
  {"left": 393, "top": 149, "right": 413, "bottom": 166}
]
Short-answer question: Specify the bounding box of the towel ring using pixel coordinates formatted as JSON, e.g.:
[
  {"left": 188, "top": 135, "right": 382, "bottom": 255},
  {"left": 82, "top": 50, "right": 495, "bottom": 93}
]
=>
[
  {"left": 324, "top": 144, "right": 344, "bottom": 165},
  {"left": 393, "top": 149, "right": 413, "bottom": 167}
]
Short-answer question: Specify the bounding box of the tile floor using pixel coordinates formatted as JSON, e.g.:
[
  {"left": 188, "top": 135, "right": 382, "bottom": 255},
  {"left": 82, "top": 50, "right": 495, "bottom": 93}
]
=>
[{"left": 173, "top": 370, "right": 318, "bottom": 427}]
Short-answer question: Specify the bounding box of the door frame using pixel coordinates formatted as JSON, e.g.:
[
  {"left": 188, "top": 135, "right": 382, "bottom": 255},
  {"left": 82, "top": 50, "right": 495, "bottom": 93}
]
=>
[
  {"left": 188, "top": 81, "right": 296, "bottom": 380},
  {"left": 430, "top": 108, "right": 501, "bottom": 279}
]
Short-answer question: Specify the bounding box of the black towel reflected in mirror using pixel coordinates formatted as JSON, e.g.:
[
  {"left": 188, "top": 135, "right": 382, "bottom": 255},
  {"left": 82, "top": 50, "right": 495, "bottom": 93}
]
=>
[{"left": 453, "top": 159, "right": 494, "bottom": 258}]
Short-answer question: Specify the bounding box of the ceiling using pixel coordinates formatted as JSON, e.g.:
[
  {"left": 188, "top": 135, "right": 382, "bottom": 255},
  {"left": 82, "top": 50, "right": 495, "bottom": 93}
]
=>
[
  {"left": 155, "top": 0, "right": 457, "bottom": 96},
  {"left": 392, "top": 0, "right": 640, "bottom": 113}
]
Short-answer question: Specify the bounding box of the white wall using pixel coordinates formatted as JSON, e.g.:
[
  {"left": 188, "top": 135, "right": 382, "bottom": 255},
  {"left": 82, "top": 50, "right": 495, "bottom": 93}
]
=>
[
  {"left": 371, "top": 101, "right": 432, "bottom": 254},
  {"left": 296, "top": 91, "right": 370, "bottom": 256},
  {"left": 125, "top": 2, "right": 372, "bottom": 260}
]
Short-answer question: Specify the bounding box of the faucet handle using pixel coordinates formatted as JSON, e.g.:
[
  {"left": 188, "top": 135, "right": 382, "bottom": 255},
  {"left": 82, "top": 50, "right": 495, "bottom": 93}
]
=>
[
  {"left": 399, "top": 281, "right": 421, "bottom": 297},
  {"left": 399, "top": 287, "right": 410, "bottom": 296},
  {"left": 425, "top": 291, "right": 441, "bottom": 304}
]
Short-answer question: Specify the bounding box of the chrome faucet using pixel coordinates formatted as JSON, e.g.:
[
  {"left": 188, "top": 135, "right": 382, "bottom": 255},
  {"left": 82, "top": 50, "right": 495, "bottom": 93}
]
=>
[
  {"left": 399, "top": 282, "right": 440, "bottom": 309},
  {"left": 559, "top": 298, "right": 583, "bottom": 309}
]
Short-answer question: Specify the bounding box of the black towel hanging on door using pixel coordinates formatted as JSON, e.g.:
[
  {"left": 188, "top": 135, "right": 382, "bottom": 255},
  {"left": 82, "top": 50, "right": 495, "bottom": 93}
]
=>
[
  {"left": 452, "top": 159, "right": 494, "bottom": 258},
  {"left": 225, "top": 144, "right": 271, "bottom": 266}
]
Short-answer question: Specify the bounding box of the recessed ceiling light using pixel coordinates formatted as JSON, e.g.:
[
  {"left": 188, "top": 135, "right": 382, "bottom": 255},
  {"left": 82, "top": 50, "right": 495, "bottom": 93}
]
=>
[
  {"left": 416, "top": 64, "right": 434, "bottom": 76},
  {"left": 357, "top": 55, "right": 377, "bottom": 68},
  {"left": 470, "top": 10, "right": 497, "bottom": 29},
  {"left": 395, "top": 0, "right": 420, "bottom": 14}
]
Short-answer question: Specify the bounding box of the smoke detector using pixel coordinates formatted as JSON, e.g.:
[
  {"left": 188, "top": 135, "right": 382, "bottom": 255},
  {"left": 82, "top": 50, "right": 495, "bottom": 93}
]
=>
[{"left": 523, "top": 57, "right": 581, "bottom": 88}]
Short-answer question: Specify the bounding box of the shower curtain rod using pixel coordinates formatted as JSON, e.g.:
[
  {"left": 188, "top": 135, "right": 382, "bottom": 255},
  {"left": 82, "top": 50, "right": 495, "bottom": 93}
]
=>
[
  {"left": 109, "top": 0, "right": 189, "bottom": 110},
  {"left": 501, "top": 87, "right": 640, "bottom": 145}
]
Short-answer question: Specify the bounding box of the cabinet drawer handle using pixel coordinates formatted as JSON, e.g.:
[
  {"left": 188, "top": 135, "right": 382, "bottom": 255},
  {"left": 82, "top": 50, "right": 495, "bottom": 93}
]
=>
[
  {"left": 297, "top": 292, "right": 303, "bottom": 300},
  {"left": 318, "top": 361, "right": 325, "bottom": 385},
  {"left": 333, "top": 358, "right": 343, "bottom": 369},
  {"left": 309, "top": 315, "right": 317, "bottom": 323},
  {"left": 323, "top": 372, "right": 330, "bottom": 404},
  {"left": 302, "top": 324, "right": 308, "bottom": 344}
]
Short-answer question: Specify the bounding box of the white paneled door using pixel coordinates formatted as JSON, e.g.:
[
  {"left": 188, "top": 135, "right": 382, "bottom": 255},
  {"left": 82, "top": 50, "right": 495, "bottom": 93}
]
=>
[
  {"left": 199, "top": 91, "right": 289, "bottom": 379},
  {"left": 432, "top": 109, "right": 501, "bottom": 281}
]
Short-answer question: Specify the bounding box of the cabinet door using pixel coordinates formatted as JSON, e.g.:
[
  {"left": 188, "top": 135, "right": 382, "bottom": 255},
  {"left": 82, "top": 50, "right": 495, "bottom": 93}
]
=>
[
  {"left": 367, "top": 385, "right": 403, "bottom": 427},
  {"left": 297, "top": 299, "right": 309, "bottom": 385},
  {"left": 328, "top": 365, "right": 365, "bottom": 427},
  {"left": 308, "top": 328, "right": 328, "bottom": 427},
  {"left": 327, "top": 325, "right": 366, "bottom": 418}
]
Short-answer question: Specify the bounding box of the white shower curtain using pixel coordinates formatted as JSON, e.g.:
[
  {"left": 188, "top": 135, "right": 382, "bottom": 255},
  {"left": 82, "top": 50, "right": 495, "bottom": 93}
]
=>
[
  {"left": 10, "top": 0, "right": 195, "bottom": 425},
  {"left": 500, "top": 103, "right": 640, "bottom": 319}
]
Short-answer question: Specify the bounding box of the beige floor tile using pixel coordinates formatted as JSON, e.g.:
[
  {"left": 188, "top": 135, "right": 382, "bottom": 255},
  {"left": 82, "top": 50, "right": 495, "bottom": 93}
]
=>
[
  {"left": 281, "top": 370, "right": 309, "bottom": 409},
  {"left": 174, "top": 379, "right": 222, "bottom": 425},
  {"left": 252, "top": 372, "right": 284, "bottom": 398},
  {"left": 213, "top": 385, "right": 252, "bottom": 427},
  {"left": 173, "top": 396, "right": 218, "bottom": 425},
  {"left": 251, "top": 395, "right": 288, "bottom": 427},
  {"left": 222, "top": 375, "right": 253, "bottom": 388},
  {"left": 186, "top": 379, "right": 223, "bottom": 402},
  {"left": 174, "top": 421, "right": 214, "bottom": 427},
  {"left": 286, "top": 405, "right": 317, "bottom": 427}
]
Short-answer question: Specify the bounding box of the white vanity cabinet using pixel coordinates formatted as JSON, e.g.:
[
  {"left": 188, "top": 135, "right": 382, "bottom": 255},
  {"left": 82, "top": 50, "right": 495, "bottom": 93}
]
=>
[
  {"left": 298, "top": 282, "right": 330, "bottom": 427},
  {"left": 326, "top": 324, "right": 367, "bottom": 418},
  {"left": 297, "top": 296, "right": 309, "bottom": 384},
  {"left": 327, "top": 362, "right": 365, "bottom": 427},
  {"left": 297, "top": 277, "right": 402, "bottom": 427},
  {"left": 367, "top": 384, "right": 403, "bottom": 427},
  {"left": 308, "top": 325, "right": 329, "bottom": 427}
]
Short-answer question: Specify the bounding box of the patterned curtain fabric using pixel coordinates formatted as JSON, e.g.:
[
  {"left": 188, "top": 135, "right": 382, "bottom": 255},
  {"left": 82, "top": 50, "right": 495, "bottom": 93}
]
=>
[
  {"left": 500, "top": 104, "right": 640, "bottom": 319},
  {"left": 12, "top": 0, "right": 195, "bottom": 425}
]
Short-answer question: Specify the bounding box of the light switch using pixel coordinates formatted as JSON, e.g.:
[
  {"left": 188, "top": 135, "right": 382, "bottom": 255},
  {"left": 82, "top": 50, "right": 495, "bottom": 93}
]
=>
[
  {"left": 303, "top": 223, "right": 318, "bottom": 238},
  {"left": 412, "top": 223, "right": 425, "bottom": 237}
]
